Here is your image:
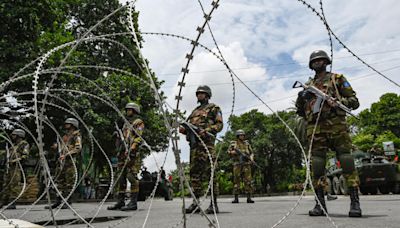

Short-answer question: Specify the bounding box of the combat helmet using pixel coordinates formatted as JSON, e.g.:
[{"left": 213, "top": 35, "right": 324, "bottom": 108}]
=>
[
  {"left": 12, "top": 129, "right": 26, "bottom": 138},
  {"left": 196, "top": 85, "right": 212, "bottom": 98},
  {"left": 65, "top": 118, "right": 79, "bottom": 129},
  {"left": 125, "top": 102, "right": 141, "bottom": 114},
  {"left": 309, "top": 50, "right": 331, "bottom": 69},
  {"left": 235, "top": 129, "right": 245, "bottom": 137}
]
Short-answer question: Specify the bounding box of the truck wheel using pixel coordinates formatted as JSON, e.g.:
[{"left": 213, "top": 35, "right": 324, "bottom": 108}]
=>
[
  {"left": 333, "top": 176, "right": 342, "bottom": 195},
  {"left": 393, "top": 183, "right": 400, "bottom": 194},
  {"left": 339, "top": 175, "right": 348, "bottom": 195},
  {"left": 369, "top": 187, "right": 378, "bottom": 195},
  {"left": 326, "top": 178, "right": 333, "bottom": 194},
  {"left": 379, "top": 185, "right": 390, "bottom": 194},
  {"left": 359, "top": 186, "right": 369, "bottom": 195}
]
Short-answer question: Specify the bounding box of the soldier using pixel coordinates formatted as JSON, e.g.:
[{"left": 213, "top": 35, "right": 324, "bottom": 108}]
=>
[
  {"left": 227, "top": 130, "right": 255, "bottom": 204},
  {"left": 295, "top": 50, "right": 362, "bottom": 217},
  {"left": 108, "top": 102, "right": 144, "bottom": 211},
  {"left": 46, "top": 118, "right": 82, "bottom": 209},
  {"left": 179, "top": 85, "right": 223, "bottom": 214},
  {"left": 0, "top": 129, "right": 30, "bottom": 209}
]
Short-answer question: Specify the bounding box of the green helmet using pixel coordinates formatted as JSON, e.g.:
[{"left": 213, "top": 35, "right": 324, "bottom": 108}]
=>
[
  {"left": 309, "top": 50, "right": 331, "bottom": 69},
  {"left": 235, "top": 129, "right": 245, "bottom": 137},
  {"left": 65, "top": 118, "right": 79, "bottom": 129},
  {"left": 125, "top": 102, "right": 140, "bottom": 114},
  {"left": 12, "top": 129, "right": 26, "bottom": 138},
  {"left": 196, "top": 85, "right": 212, "bottom": 98}
]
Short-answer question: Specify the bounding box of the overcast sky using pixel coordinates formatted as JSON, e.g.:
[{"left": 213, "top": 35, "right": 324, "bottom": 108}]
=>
[{"left": 123, "top": 0, "right": 400, "bottom": 173}]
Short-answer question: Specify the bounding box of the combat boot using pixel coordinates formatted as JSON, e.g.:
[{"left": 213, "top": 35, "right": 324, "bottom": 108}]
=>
[
  {"left": 107, "top": 193, "right": 125, "bottom": 210},
  {"left": 246, "top": 193, "right": 255, "bottom": 203},
  {"left": 348, "top": 187, "right": 362, "bottom": 217},
  {"left": 309, "top": 187, "right": 327, "bottom": 216},
  {"left": 185, "top": 201, "right": 200, "bottom": 214},
  {"left": 327, "top": 193, "right": 338, "bottom": 201},
  {"left": 205, "top": 196, "right": 219, "bottom": 214},
  {"left": 231, "top": 194, "right": 239, "bottom": 203},
  {"left": 45, "top": 197, "right": 62, "bottom": 209},
  {"left": 3, "top": 202, "right": 16, "bottom": 210},
  {"left": 121, "top": 192, "right": 138, "bottom": 211}
]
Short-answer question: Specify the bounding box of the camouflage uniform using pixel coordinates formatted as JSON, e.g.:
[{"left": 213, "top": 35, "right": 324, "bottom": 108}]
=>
[
  {"left": 116, "top": 116, "right": 144, "bottom": 195},
  {"left": 56, "top": 130, "right": 82, "bottom": 196},
  {"left": 296, "top": 50, "right": 361, "bottom": 217},
  {"left": 187, "top": 103, "right": 223, "bottom": 198},
  {"left": 2, "top": 139, "right": 29, "bottom": 203},
  {"left": 228, "top": 140, "right": 254, "bottom": 194},
  {"left": 296, "top": 72, "right": 360, "bottom": 189}
]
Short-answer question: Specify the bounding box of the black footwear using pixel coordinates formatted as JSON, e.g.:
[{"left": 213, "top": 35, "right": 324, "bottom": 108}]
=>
[
  {"left": 121, "top": 193, "right": 138, "bottom": 211},
  {"left": 205, "top": 196, "right": 219, "bottom": 214},
  {"left": 232, "top": 194, "right": 239, "bottom": 204},
  {"left": 108, "top": 193, "right": 125, "bottom": 210},
  {"left": 348, "top": 187, "right": 362, "bottom": 217},
  {"left": 309, "top": 187, "right": 327, "bottom": 216},
  {"left": 327, "top": 194, "right": 338, "bottom": 201},
  {"left": 4, "top": 202, "right": 16, "bottom": 210},
  {"left": 45, "top": 197, "right": 62, "bottom": 209},
  {"left": 185, "top": 202, "right": 200, "bottom": 214},
  {"left": 246, "top": 193, "right": 254, "bottom": 203}
]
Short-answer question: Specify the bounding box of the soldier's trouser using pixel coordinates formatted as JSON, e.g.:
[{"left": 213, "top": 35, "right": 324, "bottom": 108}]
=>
[
  {"left": 2, "top": 164, "right": 22, "bottom": 202},
  {"left": 232, "top": 163, "right": 253, "bottom": 194},
  {"left": 56, "top": 159, "right": 77, "bottom": 197},
  {"left": 190, "top": 143, "right": 219, "bottom": 198},
  {"left": 117, "top": 160, "right": 139, "bottom": 194},
  {"left": 309, "top": 131, "right": 359, "bottom": 188}
]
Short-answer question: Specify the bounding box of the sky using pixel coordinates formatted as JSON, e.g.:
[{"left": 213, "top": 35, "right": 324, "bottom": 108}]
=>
[{"left": 121, "top": 0, "right": 400, "bottom": 174}]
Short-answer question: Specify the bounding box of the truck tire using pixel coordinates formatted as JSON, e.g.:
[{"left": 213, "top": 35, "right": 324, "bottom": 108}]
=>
[
  {"left": 359, "top": 186, "right": 369, "bottom": 195},
  {"left": 333, "top": 176, "right": 341, "bottom": 195},
  {"left": 339, "top": 175, "right": 348, "bottom": 195},
  {"left": 379, "top": 185, "right": 390, "bottom": 194},
  {"left": 393, "top": 183, "right": 400, "bottom": 194},
  {"left": 326, "top": 178, "right": 333, "bottom": 194},
  {"left": 369, "top": 187, "right": 378, "bottom": 195}
]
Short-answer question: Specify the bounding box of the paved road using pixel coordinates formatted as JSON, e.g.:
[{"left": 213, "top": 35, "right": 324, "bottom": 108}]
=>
[{"left": 1, "top": 195, "right": 399, "bottom": 228}]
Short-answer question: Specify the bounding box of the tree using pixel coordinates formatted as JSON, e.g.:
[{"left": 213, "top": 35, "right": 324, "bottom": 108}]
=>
[
  {"left": 217, "top": 110, "right": 304, "bottom": 193},
  {"left": 350, "top": 93, "right": 400, "bottom": 151},
  {"left": 1, "top": 1, "right": 169, "bottom": 182}
]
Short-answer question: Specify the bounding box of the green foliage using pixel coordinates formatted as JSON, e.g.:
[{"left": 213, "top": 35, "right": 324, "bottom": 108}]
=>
[
  {"left": 351, "top": 93, "right": 400, "bottom": 152},
  {"left": 218, "top": 109, "right": 304, "bottom": 192},
  {"left": 1, "top": 1, "right": 169, "bottom": 179}
]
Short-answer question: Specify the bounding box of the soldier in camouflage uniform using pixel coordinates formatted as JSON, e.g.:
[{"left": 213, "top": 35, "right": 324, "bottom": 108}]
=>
[
  {"left": 295, "top": 50, "right": 362, "bottom": 217},
  {"left": 46, "top": 118, "right": 82, "bottom": 209},
  {"left": 108, "top": 102, "right": 144, "bottom": 211},
  {"left": 0, "top": 129, "right": 30, "bottom": 209},
  {"left": 228, "top": 130, "right": 255, "bottom": 204},
  {"left": 179, "top": 85, "right": 223, "bottom": 214}
]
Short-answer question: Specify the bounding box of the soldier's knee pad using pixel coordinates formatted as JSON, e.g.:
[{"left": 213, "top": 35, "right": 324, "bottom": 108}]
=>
[
  {"left": 339, "top": 154, "right": 355, "bottom": 174},
  {"left": 312, "top": 157, "right": 325, "bottom": 178}
]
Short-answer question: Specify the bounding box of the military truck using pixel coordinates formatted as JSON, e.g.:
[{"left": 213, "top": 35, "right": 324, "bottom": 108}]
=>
[
  {"left": 138, "top": 168, "right": 173, "bottom": 201},
  {"left": 326, "top": 151, "right": 398, "bottom": 195}
]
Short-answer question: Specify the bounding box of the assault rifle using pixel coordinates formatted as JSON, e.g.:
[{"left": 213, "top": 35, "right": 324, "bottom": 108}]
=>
[
  {"left": 179, "top": 122, "right": 205, "bottom": 149},
  {"left": 292, "top": 81, "right": 358, "bottom": 119},
  {"left": 234, "top": 148, "right": 261, "bottom": 169}
]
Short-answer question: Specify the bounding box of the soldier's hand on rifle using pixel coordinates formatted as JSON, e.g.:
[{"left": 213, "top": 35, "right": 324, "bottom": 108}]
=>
[
  {"left": 327, "top": 97, "right": 338, "bottom": 108},
  {"left": 179, "top": 126, "right": 186, "bottom": 135},
  {"left": 59, "top": 154, "right": 65, "bottom": 161},
  {"left": 199, "top": 129, "right": 207, "bottom": 136}
]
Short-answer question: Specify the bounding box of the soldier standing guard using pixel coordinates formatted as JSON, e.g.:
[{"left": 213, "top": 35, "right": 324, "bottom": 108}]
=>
[
  {"left": 46, "top": 118, "right": 82, "bottom": 209},
  {"left": 179, "top": 85, "right": 223, "bottom": 214},
  {"left": 108, "top": 102, "right": 144, "bottom": 211},
  {"left": 0, "top": 129, "right": 30, "bottom": 210},
  {"left": 228, "top": 130, "right": 255, "bottom": 204},
  {"left": 295, "top": 50, "right": 362, "bottom": 217}
]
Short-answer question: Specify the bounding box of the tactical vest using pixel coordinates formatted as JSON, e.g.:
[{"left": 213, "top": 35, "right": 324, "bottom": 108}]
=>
[
  {"left": 304, "top": 73, "right": 346, "bottom": 122},
  {"left": 231, "top": 140, "right": 252, "bottom": 164},
  {"left": 188, "top": 103, "right": 218, "bottom": 131}
]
